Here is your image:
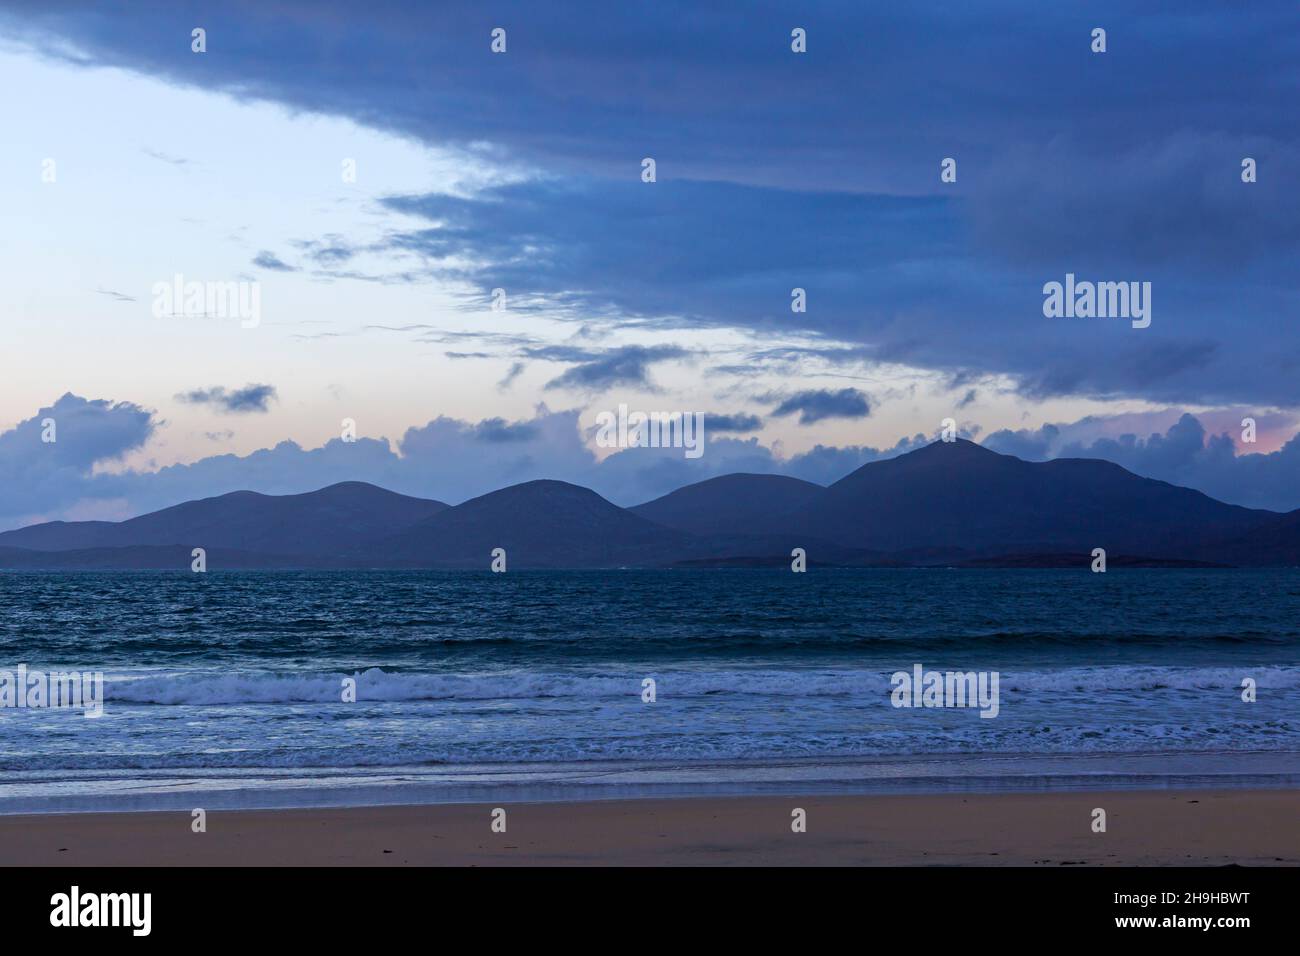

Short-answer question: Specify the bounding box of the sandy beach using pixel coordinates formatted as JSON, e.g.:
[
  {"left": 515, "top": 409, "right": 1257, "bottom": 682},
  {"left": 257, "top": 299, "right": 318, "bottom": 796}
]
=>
[{"left": 2, "top": 788, "right": 1296, "bottom": 866}]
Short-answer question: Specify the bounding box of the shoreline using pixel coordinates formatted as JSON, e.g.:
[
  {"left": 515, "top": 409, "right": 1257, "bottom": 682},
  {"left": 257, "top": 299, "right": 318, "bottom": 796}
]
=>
[
  {"left": 10, "top": 749, "right": 1300, "bottom": 816},
  {"left": 5, "top": 749, "right": 1298, "bottom": 817},
  {"left": 2, "top": 788, "right": 1297, "bottom": 866}
]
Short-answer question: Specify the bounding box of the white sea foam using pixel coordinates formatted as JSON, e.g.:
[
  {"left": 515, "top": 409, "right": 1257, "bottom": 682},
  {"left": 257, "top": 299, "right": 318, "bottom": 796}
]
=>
[{"left": 102, "top": 665, "right": 1300, "bottom": 706}]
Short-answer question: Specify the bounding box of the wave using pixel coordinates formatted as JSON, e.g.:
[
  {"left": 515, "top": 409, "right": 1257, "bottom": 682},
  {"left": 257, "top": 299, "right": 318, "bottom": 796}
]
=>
[
  {"left": 101, "top": 664, "right": 1300, "bottom": 706},
  {"left": 5, "top": 722, "right": 1299, "bottom": 772}
]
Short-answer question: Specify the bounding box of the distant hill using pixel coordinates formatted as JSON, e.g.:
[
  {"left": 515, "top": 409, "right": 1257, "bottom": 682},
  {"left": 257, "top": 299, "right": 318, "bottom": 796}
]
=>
[
  {"left": 630, "top": 473, "right": 823, "bottom": 534},
  {"left": 372, "top": 479, "right": 695, "bottom": 568},
  {"left": 0, "top": 482, "right": 446, "bottom": 558},
  {"left": 0, "top": 442, "right": 1295, "bottom": 569}
]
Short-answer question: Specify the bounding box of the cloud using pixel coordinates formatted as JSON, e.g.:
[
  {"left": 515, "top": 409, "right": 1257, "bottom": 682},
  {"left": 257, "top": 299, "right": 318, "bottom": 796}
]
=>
[
  {"left": 543, "top": 345, "right": 689, "bottom": 393},
  {"left": 983, "top": 412, "right": 1300, "bottom": 511},
  {"left": 768, "top": 388, "right": 871, "bottom": 425},
  {"left": 468, "top": 418, "right": 539, "bottom": 443},
  {"left": 17, "top": 1, "right": 1297, "bottom": 197},
  {"left": 0, "top": 394, "right": 157, "bottom": 527},
  {"left": 8, "top": 2, "right": 1300, "bottom": 407},
  {"left": 375, "top": 170, "right": 1300, "bottom": 409},
  {"left": 251, "top": 250, "right": 297, "bottom": 272},
  {"left": 498, "top": 361, "right": 526, "bottom": 390},
  {"left": 176, "top": 384, "right": 279, "bottom": 414},
  {"left": 982, "top": 423, "right": 1060, "bottom": 461},
  {"left": 292, "top": 235, "right": 357, "bottom": 265},
  {"left": 377, "top": 179, "right": 960, "bottom": 338},
  {"left": 705, "top": 413, "right": 762, "bottom": 433}
]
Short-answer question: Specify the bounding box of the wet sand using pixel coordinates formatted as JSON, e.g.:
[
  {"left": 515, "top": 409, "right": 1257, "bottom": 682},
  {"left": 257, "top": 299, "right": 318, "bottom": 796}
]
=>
[{"left": 2, "top": 788, "right": 1297, "bottom": 866}]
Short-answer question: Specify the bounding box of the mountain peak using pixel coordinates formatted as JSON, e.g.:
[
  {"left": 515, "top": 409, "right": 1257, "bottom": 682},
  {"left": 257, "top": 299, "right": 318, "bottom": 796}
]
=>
[
  {"left": 906, "top": 438, "right": 1002, "bottom": 460},
  {"left": 468, "top": 479, "right": 609, "bottom": 504},
  {"left": 797, "top": 435, "right": 1273, "bottom": 557},
  {"left": 381, "top": 478, "right": 687, "bottom": 569}
]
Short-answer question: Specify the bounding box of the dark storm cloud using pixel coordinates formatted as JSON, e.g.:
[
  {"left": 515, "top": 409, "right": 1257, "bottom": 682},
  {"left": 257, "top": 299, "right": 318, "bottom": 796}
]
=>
[
  {"left": 379, "top": 180, "right": 958, "bottom": 335},
  {"left": 12, "top": 1, "right": 1294, "bottom": 193},
  {"left": 6, "top": 1, "right": 1300, "bottom": 406},
  {"left": 379, "top": 173, "right": 1299, "bottom": 407}
]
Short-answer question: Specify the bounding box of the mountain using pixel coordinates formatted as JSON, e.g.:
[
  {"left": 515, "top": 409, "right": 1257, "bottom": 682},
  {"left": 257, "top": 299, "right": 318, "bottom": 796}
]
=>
[
  {"left": 372, "top": 479, "right": 694, "bottom": 568},
  {"left": 779, "top": 439, "right": 1278, "bottom": 559},
  {"left": 0, "top": 482, "right": 447, "bottom": 558},
  {"left": 630, "top": 474, "right": 823, "bottom": 535},
  {"left": 0, "top": 442, "right": 1296, "bottom": 569}
]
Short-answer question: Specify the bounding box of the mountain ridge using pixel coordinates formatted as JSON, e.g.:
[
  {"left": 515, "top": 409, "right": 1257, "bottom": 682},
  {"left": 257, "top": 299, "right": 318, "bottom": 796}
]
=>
[
  {"left": 0, "top": 481, "right": 447, "bottom": 557},
  {"left": 1, "top": 441, "right": 1295, "bottom": 568}
]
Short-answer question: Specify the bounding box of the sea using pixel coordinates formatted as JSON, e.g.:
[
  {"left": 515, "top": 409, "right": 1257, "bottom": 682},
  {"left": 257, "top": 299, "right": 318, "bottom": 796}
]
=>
[{"left": 1, "top": 568, "right": 1297, "bottom": 813}]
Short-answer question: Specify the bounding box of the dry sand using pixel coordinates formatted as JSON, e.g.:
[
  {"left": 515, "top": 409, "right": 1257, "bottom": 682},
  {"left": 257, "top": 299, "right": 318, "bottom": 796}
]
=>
[{"left": 2, "top": 789, "right": 1296, "bottom": 866}]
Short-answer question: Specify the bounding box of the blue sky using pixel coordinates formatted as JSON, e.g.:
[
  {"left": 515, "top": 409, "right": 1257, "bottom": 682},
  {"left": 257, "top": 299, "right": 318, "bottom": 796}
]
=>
[{"left": 2, "top": 1, "right": 1299, "bottom": 527}]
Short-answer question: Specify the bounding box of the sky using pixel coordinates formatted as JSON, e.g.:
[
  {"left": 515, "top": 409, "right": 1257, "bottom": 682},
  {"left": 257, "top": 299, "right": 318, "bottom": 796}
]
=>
[{"left": 1, "top": 1, "right": 1299, "bottom": 529}]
